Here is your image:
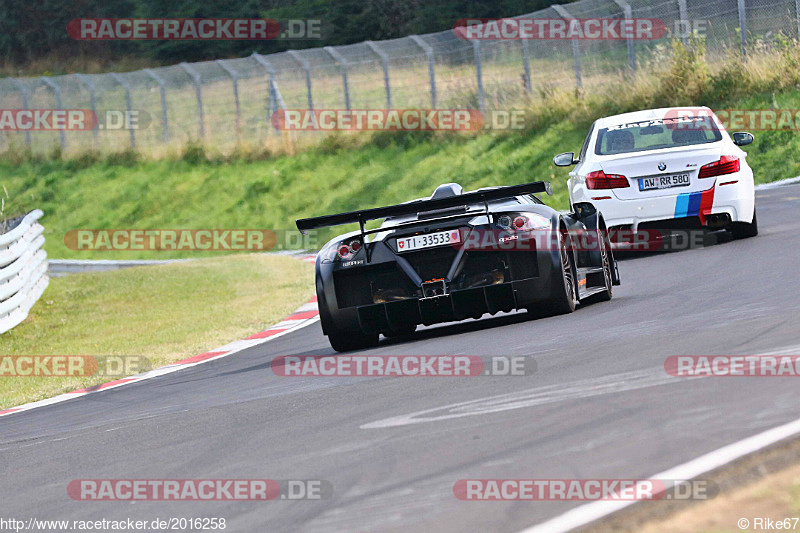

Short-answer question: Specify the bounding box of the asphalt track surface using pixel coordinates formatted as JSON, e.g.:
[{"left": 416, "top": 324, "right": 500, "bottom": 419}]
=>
[{"left": 3, "top": 184, "right": 800, "bottom": 532}]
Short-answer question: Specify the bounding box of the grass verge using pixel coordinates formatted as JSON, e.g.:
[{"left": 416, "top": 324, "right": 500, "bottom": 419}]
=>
[
  {"left": 0, "top": 253, "right": 314, "bottom": 409},
  {"left": 637, "top": 462, "right": 800, "bottom": 533},
  {"left": 3, "top": 85, "right": 799, "bottom": 261},
  {"left": 3, "top": 39, "right": 800, "bottom": 259}
]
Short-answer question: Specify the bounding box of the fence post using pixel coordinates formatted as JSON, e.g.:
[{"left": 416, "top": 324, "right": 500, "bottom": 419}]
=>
[
  {"left": 74, "top": 74, "right": 99, "bottom": 145},
  {"left": 110, "top": 73, "right": 135, "bottom": 149},
  {"left": 551, "top": 5, "right": 582, "bottom": 89},
  {"left": 797, "top": 0, "right": 800, "bottom": 41},
  {"left": 287, "top": 50, "right": 314, "bottom": 111},
  {"left": 11, "top": 79, "right": 31, "bottom": 148},
  {"left": 521, "top": 39, "right": 532, "bottom": 94},
  {"left": 143, "top": 69, "right": 170, "bottom": 143},
  {"left": 472, "top": 40, "right": 486, "bottom": 112},
  {"left": 269, "top": 79, "right": 291, "bottom": 142},
  {"left": 252, "top": 53, "right": 280, "bottom": 136},
  {"left": 677, "top": 0, "right": 689, "bottom": 45},
  {"left": 324, "top": 46, "right": 351, "bottom": 111},
  {"left": 612, "top": 0, "right": 636, "bottom": 76},
  {"left": 179, "top": 63, "right": 205, "bottom": 139},
  {"left": 39, "top": 78, "right": 66, "bottom": 151},
  {"left": 409, "top": 35, "right": 437, "bottom": 108},
  {"left": 737, "top": 0, "right": 747, "bottom": 56},
  {"left": 269, "top": 80, "right": 288, "bottom": 111},
  {"left": 216, "top": 60, "right": 241, "bottom": 141},
  {"left": 366, "top": 41, "right": 392, "bottom": 108}
]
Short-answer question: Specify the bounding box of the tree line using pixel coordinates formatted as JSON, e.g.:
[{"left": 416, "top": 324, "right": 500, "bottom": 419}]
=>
[{"left": 0, "top": 0, "right": 570, "bottom": 66}]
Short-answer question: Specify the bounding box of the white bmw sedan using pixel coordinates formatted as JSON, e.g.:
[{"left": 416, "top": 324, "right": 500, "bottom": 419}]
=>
[{"left": 554, "top": 107, "right": 757, "bottom": 240}]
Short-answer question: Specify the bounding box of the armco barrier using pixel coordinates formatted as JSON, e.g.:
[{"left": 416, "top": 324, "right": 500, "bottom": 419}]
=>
[{"left": 0, "top": 210, "right": 49, "bottom": 334}]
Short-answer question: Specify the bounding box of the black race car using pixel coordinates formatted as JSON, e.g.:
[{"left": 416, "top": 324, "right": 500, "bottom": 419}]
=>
[{"left": 296, "top": 181, "right": 620, "bottom": 352}]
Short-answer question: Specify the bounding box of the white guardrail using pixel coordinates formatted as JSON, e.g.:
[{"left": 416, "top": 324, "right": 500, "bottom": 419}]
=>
[{"left": 0, "top": 210, "right": 48, "bottom": 334}]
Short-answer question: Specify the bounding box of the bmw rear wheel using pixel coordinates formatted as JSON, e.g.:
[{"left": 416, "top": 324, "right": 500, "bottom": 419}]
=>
[{"left": 729, "top": 208, "right": 758, "bottom": 239}]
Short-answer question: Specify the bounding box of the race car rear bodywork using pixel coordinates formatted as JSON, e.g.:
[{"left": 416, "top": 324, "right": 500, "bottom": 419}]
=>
[{"left": 297, "top": 181, "right": 620, "bottom": 352}]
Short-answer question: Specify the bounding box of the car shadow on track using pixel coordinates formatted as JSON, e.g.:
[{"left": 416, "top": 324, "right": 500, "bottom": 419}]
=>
[{"left": 613, "top": 228, "right": 734, "bottom": 261}]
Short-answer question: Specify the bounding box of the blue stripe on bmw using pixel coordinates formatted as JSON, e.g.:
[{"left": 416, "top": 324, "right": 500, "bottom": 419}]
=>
[
  {"left": 674, "top": 191, "right": 704, "bottom": 218},
  {"left": 686, "top": 191, "right": 703, "bottom": 216},
  {"left": 674, "top": 193, "right": 690, "bottom": 217}
]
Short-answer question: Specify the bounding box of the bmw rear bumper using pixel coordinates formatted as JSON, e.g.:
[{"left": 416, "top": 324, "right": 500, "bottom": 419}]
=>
[{"left": 587, "top": 177, "right": 755, "bottom": 231}]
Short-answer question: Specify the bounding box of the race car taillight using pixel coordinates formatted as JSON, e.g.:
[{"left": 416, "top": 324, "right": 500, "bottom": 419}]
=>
[
  {"left": 500, "top": 213, "right": 550, "bottom": 231},
  {"left": 337, "top": 239, "right": 362, "bottom": 260},
  {"left": 698, "top": 155, "right": 740, "bottom": 178},
  {"left": 322, "top": 238, "right": 363, "bottom": 262},
  {"left": 585, "top": 170, "right": 630, "bottom": 189},
  {"left": 338, "top": 245, "right": 352, "bottom": 259}
]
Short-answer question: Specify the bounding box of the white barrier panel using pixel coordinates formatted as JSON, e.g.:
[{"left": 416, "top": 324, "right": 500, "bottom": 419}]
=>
[{"left": 0, "top": 210, "right": 48, "bottom": 334}]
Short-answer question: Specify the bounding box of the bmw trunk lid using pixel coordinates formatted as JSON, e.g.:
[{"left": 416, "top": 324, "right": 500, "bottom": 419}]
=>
[{"left": 598, "top": 145, "right": 724, "bottom": 200}]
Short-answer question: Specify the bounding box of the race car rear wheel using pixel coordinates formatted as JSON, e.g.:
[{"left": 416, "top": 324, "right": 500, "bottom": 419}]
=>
[
  {"left": 551, "top": 232, "right": 578, "bottom": 314},
  {"left": 729, "top": 208, "right": 758, "bottom": 239},
  {"left": 327, "top": 330, "right": 379, "bottom": 352},
  {"left": 528, "top": 229, "right": 577, "bottom": 318},
  {"left": 318, "top": 290, "right": 380, "bottom": 352},
  {"left": 595, "top": 229, "right": 613, "bottom": 302}
]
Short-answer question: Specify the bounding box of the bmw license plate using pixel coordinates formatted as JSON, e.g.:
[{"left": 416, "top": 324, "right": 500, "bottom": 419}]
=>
[
  {"left": 639, "top": 173, "right": 690, "bottom": 191},
  {"left": 396, "top": 229, "right": 461, "bottom": 252}
]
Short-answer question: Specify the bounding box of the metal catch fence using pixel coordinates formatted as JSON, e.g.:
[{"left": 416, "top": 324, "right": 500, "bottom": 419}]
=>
[{"left": 0, "top": 0, "right": 794, "bottom": 155}]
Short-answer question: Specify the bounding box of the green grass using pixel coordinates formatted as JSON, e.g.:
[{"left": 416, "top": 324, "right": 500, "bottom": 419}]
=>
[
  {"left": 636, "top": 461, "right": 800, "bottom": 533},
  {"left": 3, "top": 85, "right": 800, "bottom": 260},
  {"left": 0, "top": 254, "right": 314, "bottom": 408}
]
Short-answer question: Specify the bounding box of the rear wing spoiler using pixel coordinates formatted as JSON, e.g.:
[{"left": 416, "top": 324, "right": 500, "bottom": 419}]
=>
[{"left": 295, "top": 181, "right": 553, "bottom": 235}]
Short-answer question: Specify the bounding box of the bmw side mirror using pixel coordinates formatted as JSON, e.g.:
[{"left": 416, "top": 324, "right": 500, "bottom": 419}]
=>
[
  {"left": 554, "top": 152, "right": 577, "bottom": 167},
  {"left": 732, "top": 132, "right": 754, "bottom": 146}
]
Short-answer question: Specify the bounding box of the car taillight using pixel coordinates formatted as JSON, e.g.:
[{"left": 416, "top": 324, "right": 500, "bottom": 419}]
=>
[
  {"left": 585, "top": 170, "right": 629, "bottom": 189},
  {"left": 339, "top": 239, "right": 363, "bottom": 260},
  {"left": 322, "top": 239, "right": 363, "bottom": 262},
  {"left": 502, "top": 213, "right": 550, "bottom": 231},
  {"left": 698, "top": 155, "right": 740, "bottom": 178}
]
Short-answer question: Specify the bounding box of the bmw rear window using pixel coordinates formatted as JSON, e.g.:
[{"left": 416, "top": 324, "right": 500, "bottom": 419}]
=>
[{"left": 595, "top": 118, "right": 723, "bottom": 155}]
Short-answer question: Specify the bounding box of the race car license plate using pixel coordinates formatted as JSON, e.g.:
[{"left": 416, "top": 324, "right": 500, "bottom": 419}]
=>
[
  {"left": 638, "top": 173, "right": 690, "bottom": 191},
  {"left": 396, "top": 229, "right": 460, "bottom": 252}
]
